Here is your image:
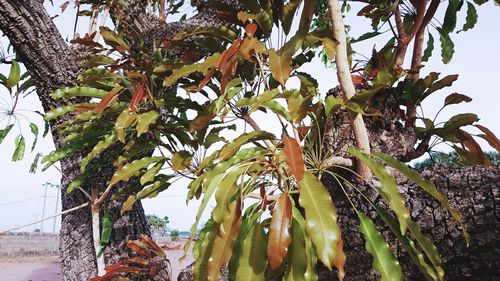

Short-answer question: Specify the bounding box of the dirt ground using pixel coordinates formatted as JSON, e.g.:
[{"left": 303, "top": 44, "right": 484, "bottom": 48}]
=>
[{"left": 0, "top": 248, "right": 193, "bottom": 281}]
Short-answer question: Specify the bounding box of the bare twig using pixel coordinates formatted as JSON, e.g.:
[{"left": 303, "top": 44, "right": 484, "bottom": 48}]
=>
[{"left": 326, "top": 0, "right": 372, "bottom": 179}]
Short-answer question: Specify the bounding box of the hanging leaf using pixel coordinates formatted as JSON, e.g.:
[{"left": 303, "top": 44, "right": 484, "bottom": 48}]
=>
[
  {"left": 475, "top": 124, "right": 500, "bottom": 152},
  {"left": 374, "top": 206, "right": 443, "bottom": 281},
  {"left": 291, "top": 206, "right": 318, "bottom": 281},
  {"left": 357, "top": 212, "right": 404, "bottom": 281},
  {"left": 269, "top": 49, "right": 292, "bottom": 86},
  {"left": 348, "top": 147, "right": 410, "bottom": 234},
  {"left": 461, "top": 2, "right": 478, "bottom": 32},
  {"left": 109, "top": 157, "right": 164, "bottom": 187},
  {"left": 6, "top": 60, "right": 21, "bottom": 88},
  {"left": 284, "top": 215, "right": 308, "bottom": 281},
  {"left": 12, "top": 135, "right": 26, "bottom": 161},
  {"left": 0, "top": 124, "right": 14, "bottom": 145},
  {"left": 172, "top": 150, "right": 193, "bottom": 172},
  {"left": 442, "top": 0, "right": 461, "bottom": 33},
  {"left": 100, "top": 210, "right": 113, "bottom": 245},
  {"left": 267, "top": 193, "right": 292, "bottom": 269},
  {"left": 213, "top": 166, "right": 248, "bottom": 223},
  {"left": 207, "top": 199, "right": 242, "bottom": 281},
  {"left": 437, "top": 28, "right": 455, "bottom": 64},
  {"left": 282, "top": 136, "right": 305, "bottom": 181},
  {"left": 193, "top": 220, "right": 217, "bottom": 281},
  {"left": 234, "top": 220, "right": 268, "bottom": 281},
  {"left": 136, "top": 111, "right": 159, "bottom": 136},
  {"left": 280, "top": 0, "right": 301, "bottom": 35},
  {"left": 298, "top": 171, "right": 343, "bottom": 271},
  {"left": 422, "top": 33, "right": 434, "bottom": 62},
  {"left": 373, "top": 151, "right": 470, "bottom": 246}
]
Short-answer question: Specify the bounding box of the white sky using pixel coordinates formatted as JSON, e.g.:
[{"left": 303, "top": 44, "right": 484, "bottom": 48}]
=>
[{"left": 0, "top": 2, "right": 499, "bottom": 232}]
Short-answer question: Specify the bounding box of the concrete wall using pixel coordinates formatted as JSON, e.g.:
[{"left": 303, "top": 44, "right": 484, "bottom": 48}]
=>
[{"left": 0, "top": 233, "right": 59, "bottom": 257}]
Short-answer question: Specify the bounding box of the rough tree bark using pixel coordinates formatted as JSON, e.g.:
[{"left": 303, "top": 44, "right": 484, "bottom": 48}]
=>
[
  {"left": 0, "top": 1, "right": 153, "bottom": 280},
  {"left": 318, "top": 165, "right": 499, "bottom": 280}
]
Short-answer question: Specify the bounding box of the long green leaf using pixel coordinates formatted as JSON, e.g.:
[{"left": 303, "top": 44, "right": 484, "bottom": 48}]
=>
[
  {"left": 461, "top": 2, "right": 478, "bottom": 32},
  {"left": 6, "top": 60, "right": 21, "bottom": 88},
  {"left": 136, "top": 111, "right": 159, "bottom": 136},
  {"left": 207, "top": 200, "right": 242, "bottom": 281},
  {"left": 12, "top": 135, "right": 26, "bottom": 161},
  {"left": 234, "top": 219, "right": 268, "bottom": 281},
  {"left": 357, "top": 211, "right": 403, "bottom": 281},
  {"left": 185, "top": 173, "right": 225, "bottom": 254},
  {"left": 51, "top": 86, "right": 108, "bottom": 99},
  {"left": 348, "top": 147, "right": 410, "bottom": 234},
  {"left": 374, "top": 206, "right": 443, "bottom": 281},
  {"left": 437, "top": 28, "right": 455, "bottom": 64},
  {"left": 373, "top": 152, "right": 469, "bottom": 245},
  {"left": 193, "top": 220, "right": 217, "bottom": 281},
  {"left": 298, "top": 171, "right": 342, "bottom": 271},
  {"left": 109, "top": 157, "right": 164, "bottom": 186},
  {"left": 219, "top": 131, "right": 275, "bottom": 161},
  {"left": 213, "top": 166, "right": 248, "bottom": 223},
  {"left": 29, "top": 123, "right": 38, "bottom": 151},
  {"left": 422, "top": 33, "right": 434, "bottom": 62},
  {"left": 80, "top": 133, "right": 116, "bottom": 171},
  {"left": 0, "top": 124, "right": 14, "bottom": 145}
]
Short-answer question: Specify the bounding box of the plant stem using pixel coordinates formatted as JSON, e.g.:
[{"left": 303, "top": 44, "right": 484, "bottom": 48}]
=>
[
  {"left": 242, "top": 114, "right": 276, "bottom": 151},
  {"left": 91, "top": 187, "right": 105, "bottom": 276},
  {"left": 326, "top": 0, "right": 372, "bottom": 179}
]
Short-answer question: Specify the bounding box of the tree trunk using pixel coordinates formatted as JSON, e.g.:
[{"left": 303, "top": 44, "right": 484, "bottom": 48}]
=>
[
  {"left": 318, "top": 165, "right": 499, "bottom": 280},
  {"left": 0, "top": 1, "right": 155, "bottom": 280}
]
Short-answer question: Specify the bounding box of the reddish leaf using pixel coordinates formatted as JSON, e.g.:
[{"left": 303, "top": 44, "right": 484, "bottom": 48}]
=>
[
  {"left": 129, "top": 82, "right": 145, "bottom": 113},
  {"left": 282, "top": 136, "right": 305, "bottom": 181},
  {"left": 95, "top": 87, "right": 123, "bottom": 113},
  {"left": 351, "top": 75, "right": 366, "bottom": 85},
  {"left": 60, "top": 1, "right": 69, "bottom": 12},
  {"left": 296, "top": 126, "right": 310, "bottom": 141},
  {"left": 218, "top": 39, "right": 242, "bottom": 94},
  {"left": 457, "top": 129, "right": 485, "bottom": 165},
  {"left": 104, "top": 265, "right": 142, "bottom": 274},
  {"left": 75, "top": 103, "right": 97, "bottom": 112},
  {"left": 475, "top": 124, "right": 500, "bottom": 152},
  {"left": 139, "top": 234, "right": 165, "bottom": 257},
  {"left": 444, "top": 93, "right": 472, "bottom": 106},
  {"left": 127, "top": 241, "right": 151, "bottom": 257},
  {"left": 267, "top": 193, "right": 292, "bottom": 269},
  {"left": 334, "top": 238, "right": 347, "bottom": 280},
  {"left": 245, "top": 23, "right": 258, "bottom": 38}
]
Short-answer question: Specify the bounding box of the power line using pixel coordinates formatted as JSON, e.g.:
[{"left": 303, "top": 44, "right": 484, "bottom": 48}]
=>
[{"left": 0, "top": 197, "right": 41, "bottom": 207}]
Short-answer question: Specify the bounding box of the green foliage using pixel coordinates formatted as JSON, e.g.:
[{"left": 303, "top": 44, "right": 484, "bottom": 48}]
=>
[{"left": 36, "top": 1, "right": 500, "bottom": 280}]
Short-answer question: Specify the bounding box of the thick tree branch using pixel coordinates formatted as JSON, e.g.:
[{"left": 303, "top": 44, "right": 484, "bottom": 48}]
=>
[{"left": 326, "top": 0, "right": 371, "bottom": 179}]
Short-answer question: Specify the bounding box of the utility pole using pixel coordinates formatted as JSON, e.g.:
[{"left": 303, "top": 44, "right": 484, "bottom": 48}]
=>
[
  {"left": 40, "top": 182, "right": 49, "bottom": 232},
  {"left": 40, "top": 182, "right": 60, "bottom": 233},
  {"left": 52, "top": 185, "right": 60, "bottom": 233}
]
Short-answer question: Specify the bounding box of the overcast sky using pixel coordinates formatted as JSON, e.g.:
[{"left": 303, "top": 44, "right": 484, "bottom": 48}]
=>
[{"left": 1, "top": 2, "right": 499, "bottom": 232}]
